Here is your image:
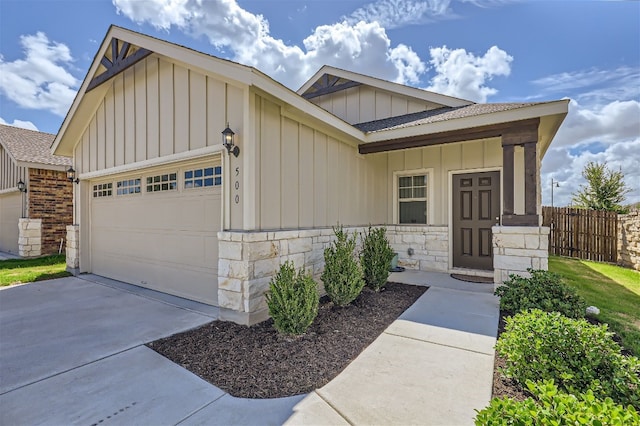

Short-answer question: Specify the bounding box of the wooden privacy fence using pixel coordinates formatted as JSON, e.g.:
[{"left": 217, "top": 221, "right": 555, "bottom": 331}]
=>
[{"left": 542, "top": 206, "right": 618, "bottom": 263}]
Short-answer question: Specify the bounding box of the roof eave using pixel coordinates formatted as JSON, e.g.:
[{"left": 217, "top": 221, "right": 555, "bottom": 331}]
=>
[{"left": 363, "top": 100, "right": 569, "bottom": 144}]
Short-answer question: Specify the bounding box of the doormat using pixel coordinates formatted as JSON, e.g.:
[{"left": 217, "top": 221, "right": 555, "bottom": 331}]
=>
[{"left": 450, "top": 273, "right": 494, "bottom": 284}]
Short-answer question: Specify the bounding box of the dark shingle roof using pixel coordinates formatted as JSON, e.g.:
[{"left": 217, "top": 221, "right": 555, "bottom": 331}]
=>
[
  {"left": 354, "top": 102, "right": 548, "bottom": 133},
  {"left": 0, "top": 124, "right": 71, "bottom": 167}
]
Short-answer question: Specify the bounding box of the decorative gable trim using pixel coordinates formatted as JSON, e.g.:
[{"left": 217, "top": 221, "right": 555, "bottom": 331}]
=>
[{"left": 86, "top": 38, "right": 152, "bottom": 92}]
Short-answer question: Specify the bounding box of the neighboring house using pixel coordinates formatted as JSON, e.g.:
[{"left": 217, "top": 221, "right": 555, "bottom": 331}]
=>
[
  {"left": 0, "top": 125, "right": 73, "bottom": 257},
  {"left": 52, "top": 26, "right": 568, "bottom": 325}
]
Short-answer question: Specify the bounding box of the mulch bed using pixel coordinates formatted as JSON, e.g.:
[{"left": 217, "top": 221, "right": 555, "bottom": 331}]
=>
[
  {"left": 147, "top": 282, "right": 427, "bottom": 398},
  {"left": 491, "top": 313, "right": 530, "bottom": 401}
]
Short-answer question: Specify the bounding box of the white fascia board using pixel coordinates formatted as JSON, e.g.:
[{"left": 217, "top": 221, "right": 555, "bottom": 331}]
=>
[
  {"left": 298, "top": 65, "right": 473, "bottom": 107},
  {"left": 78, "top": 144, "right": 224, "bottom": 181},
  {"left": 15, "top": 162, "right": 69, "bottom": 172},
  {"left": 364, "top": 100, "right": 569, "bottom": 143}
]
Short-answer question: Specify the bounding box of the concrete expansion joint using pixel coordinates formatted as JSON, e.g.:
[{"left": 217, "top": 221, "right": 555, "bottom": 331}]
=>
[
  {"left": 175, "top": 392, "right": 229, "bottom": 425},
  {"left": 315, "top": 390, "right": 356, "bottom": 426},
  {"left": 0, "top": 345, "right": 145, "bottom": 397},
  {"left": 382, "top": 330, "right": 496, "bottom": 357}
]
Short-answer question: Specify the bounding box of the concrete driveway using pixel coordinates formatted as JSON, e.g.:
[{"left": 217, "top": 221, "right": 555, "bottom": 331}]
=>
[{"left": 0, "top": 276, "right": 306, "bottom": 425}]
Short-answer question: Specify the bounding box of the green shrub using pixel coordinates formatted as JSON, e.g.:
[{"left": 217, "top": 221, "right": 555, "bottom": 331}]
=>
[
  {"left": 360, "top": 226, "right": 394, "bottom": 292},
  {"left": 265, "top": 261, "right": 319, "bottom": 336},
  {"left": 494, "top": 268, "right": 586, "bottom": 318},
  {"left": 496, "top": 310, "right": 640, "bottom": 408},
  {"left": 475, "top": 380, "right": 639, "bottom": 425},
  {"left": 321, "top": 226, "right": 364, "bottom": 307}
]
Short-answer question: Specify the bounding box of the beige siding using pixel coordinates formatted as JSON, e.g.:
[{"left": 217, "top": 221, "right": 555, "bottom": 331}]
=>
[
  {"left": 381, "top": 138, "right": 503, "bottom": 225},
  {"left": 0, "top": 191, "right": 21, "bottom": 253},
  {"left": 0, "top": 145, "right": 27, "bottom": 191},
  {"left": 254, "top": 95, "right": 382, "bottom": 230},
  {"left": 309, "top": 85, "right": 441, "bottom": 124},
  {"left": 76, "top": 56, "right": 241, "bottom": 175}
]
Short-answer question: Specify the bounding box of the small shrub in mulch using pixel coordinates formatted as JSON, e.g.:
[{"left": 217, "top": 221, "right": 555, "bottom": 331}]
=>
[
  {"left": 147, "top": 282, "right": 427, "bottom": 398},
  {"left": 361, "top": 225, "right": 394, "bottom": 292},
  {"left": 321, "top": 226, "right": 365, "bottom": 306}
]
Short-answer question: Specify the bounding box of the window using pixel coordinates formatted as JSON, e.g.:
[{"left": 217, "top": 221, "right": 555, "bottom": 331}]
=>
[
  {"left": 93, "top": 183, "right": 112, "bottom": 198},
  {"left": 184, "top": 166, "right": 222, "bottom": 189},
  {"left": 398, "top": 175, "right": 427, "bottom": 224},
  {"left": 116, "top": 178, "right": 141, "bottom": 195},
  {"left": 146, "top": 173, "right": 177, "bottom": 192}
]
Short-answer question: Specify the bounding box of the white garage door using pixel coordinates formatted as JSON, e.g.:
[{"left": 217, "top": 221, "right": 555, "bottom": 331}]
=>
[
  {"left": 90, "top": 158, "right": 222, "bottom": 305},
  {"left": 0, "top": 191, "right": 21, "bottom": 254}
]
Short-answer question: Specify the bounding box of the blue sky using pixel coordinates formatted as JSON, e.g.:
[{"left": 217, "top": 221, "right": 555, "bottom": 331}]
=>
[{"left": 1, "top": 0, "right": 639, "bottom": 206}]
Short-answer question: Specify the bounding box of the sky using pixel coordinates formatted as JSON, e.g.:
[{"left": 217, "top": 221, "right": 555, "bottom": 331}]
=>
[{"left": 0, "top": 0, "right": 638, "bottom": 207}]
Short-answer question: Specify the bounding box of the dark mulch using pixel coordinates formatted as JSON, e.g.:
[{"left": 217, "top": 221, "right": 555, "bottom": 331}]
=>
[{"left": 147, "top": 282, "right": 427, "bottom": 398}]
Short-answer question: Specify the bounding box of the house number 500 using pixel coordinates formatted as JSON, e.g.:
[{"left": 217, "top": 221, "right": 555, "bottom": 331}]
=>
[{"left": 234, "top": 167, "right": 240, "bottom": 204}]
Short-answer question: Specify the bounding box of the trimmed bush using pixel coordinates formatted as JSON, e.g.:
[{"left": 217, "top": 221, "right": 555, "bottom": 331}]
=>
[
  {"left": 360, "top": 226, "right": 394, "bottom": 292},
  {"left": 321, "top": 226, "right": 364, "bottom": 307},
  {"left": 494, "top": 268, "right": 586, "bottom": 318},
  {"left": 266, "top": 261, "right": 319, "bottom": 336},
  {"left": 475, "top": 380, "right": 639, "bottom": 425},
  {"left": 496, "top": 310, "right": 640, "bottom": 408}
]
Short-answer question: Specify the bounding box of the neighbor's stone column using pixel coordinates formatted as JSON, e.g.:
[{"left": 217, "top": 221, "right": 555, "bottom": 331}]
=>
[
  {"left": 18, "top": 218, "right": 42, "bottom": 258},
  {"left": 492, "top": 226, "right": 549, "bottom": 288},
  {"left": 66, "top": 225, "right": 80, "bottom": 275},
  {"left": 618, "top": 211, "right": 640, "bottom": 271}
]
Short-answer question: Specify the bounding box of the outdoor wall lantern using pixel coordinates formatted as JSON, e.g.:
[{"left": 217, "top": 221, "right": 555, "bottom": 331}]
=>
[
  {"left": 66, "top": 166, "right": 79, "bottom": 184},
  {"left": 222, "top": 124, "right": 239, "bottom": 157},
  {"left": 17, "top": 179, "right": 27, "bottom": 218}
]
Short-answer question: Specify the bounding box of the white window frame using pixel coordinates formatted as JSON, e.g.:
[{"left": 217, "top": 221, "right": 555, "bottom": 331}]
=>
[
  {"left": 92, "top": 182, "right": 113, "bottom": 198},
  {"left": 184, "top": 166, "right": 222, "bottom": 189},
  {"left": 115, "top": 178, "right": 142, "bottom": 196},
  {"left": 146, "top": 172, "right": 178, "bottom": 193},
  {"left": 393, "top": 168, "right": 434, "bottom": 225}
]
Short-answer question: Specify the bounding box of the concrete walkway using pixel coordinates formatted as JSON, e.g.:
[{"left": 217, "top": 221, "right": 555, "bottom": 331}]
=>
[
  {"left": 0, "top": 250, "right": 20, "bottom": 261},
  {"left": 0, "top": 271, "right": 499, "bottom": 425}
]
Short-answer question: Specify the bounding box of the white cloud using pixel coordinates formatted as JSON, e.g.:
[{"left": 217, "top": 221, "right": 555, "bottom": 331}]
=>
[
  {"left": 532, "top": 66, "right": 640, "bottom": 105},
  {"left": 346, "top": 0, "right": 454, "bottom": 29},
  {"left": 542, "top": 98, "right": 640, "bottom": 207},
  {"left": 0, "top": 32, "right": 79, "bottom": 116},
  {"left": 0, "top": 117, "right": 39, "bottom": 131},
  {"left": 426, "top": 45, "right": 513, "bottom": 102},
  {"left": 552, "top": 99, "right": 640, "bottom": 149},
  {"left": 112, "top": 0, "right": 427, "bottom": 88}
]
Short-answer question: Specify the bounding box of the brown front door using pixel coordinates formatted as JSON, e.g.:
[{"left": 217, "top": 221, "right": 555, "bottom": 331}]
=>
[{"left": 452, "top": 171, "right": 500, "bottom": 270}]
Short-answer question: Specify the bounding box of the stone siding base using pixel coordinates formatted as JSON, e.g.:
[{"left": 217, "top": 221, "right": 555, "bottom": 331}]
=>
[
  {"left": 492, "top": 226, "right": 549, "bottom": 288},
  {"left": 217, "top": 225, "right": 450, "bottom": 325},
  {"left": 65, "top": 225, "right": 80, "bottom": 275},
  {"left": 18, "top": 218, "right": 42, "bottom": 258}
]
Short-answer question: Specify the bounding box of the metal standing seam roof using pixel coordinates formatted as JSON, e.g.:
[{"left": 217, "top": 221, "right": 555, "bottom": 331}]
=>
[
  {"left": 353, "top": 102, "right": 550, "bottom": 133},
  {"left": 0, "top": 124, "right": 71, "bottom": 167}
]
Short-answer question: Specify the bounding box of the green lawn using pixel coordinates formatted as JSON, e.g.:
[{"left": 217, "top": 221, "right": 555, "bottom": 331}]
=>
[
  {"left": 0, "top": 255, "right": 71, "bottom": 286},
  {"left": 550, "top": 256, "right": 640, "bottom": 355}
]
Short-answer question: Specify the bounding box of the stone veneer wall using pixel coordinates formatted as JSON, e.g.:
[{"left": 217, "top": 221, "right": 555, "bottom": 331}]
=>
[
  {"left": 618, "top": 211, "right": 640, "bottom": 271},
  {"left": 28, "top": 169, "right": 73, "bottom": 255},
  {"left": 65, "top": 225, "right": 80, "bottom": 274},
  {"left": 18, "top": 218, "right": 42, "bottom": 258},
  {"left": 217, "top": 225, "right": 450, "bottom": 325},
  {"left": 492, "top": 226, "right": 549, "bottom": 286}
]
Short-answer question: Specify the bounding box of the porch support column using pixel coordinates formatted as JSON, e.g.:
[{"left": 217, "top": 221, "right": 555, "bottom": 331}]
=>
[{"left": 501, "top": 120, "right": 540, "bottom": 226}]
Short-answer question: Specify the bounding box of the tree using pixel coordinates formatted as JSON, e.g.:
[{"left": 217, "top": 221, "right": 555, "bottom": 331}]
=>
[{"left": 571, "top": 161, "right": 631, "bottom": 213}]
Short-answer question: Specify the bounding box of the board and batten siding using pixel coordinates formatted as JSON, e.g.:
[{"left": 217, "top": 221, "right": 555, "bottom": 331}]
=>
[
  {"left": 0, "top": 145, "right": 27, "bottom": 191},
  {"left": 310, "top": 86, "right": 440, "bottom": 125},
  {"left": 253, "top": 95, "right": 386, "bottom": 230},
  {"left": 380, "top": 137, "right": 506, "bottom": 226},
  {"left": 74, "top": 56, "right": 243, "bottom": 174}
]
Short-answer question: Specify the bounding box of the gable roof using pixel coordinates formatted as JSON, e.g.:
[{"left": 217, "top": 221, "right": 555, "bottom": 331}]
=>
[
  {"left": 52, "top": 25, "right": 568, "bottom": 160},
  {"left": 298, "top": 65, "right": 473, "bottom": 108},
  {"left": 0, "top": 124, "right": 71, "bottom": 170}
]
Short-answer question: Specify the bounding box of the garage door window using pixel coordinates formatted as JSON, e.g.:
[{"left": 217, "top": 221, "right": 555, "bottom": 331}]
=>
[
  {"left": 116, "top": 178, "right": 141, "bottom": 195},
  {"left": 184, "top": 166, "right": 222, "bottom": 189},
  {"left": 146, "top": 173, "right": 177, "bottom": 192},
  {"left": 93, "top": 183, "right": 112, "bottom": 197}
]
